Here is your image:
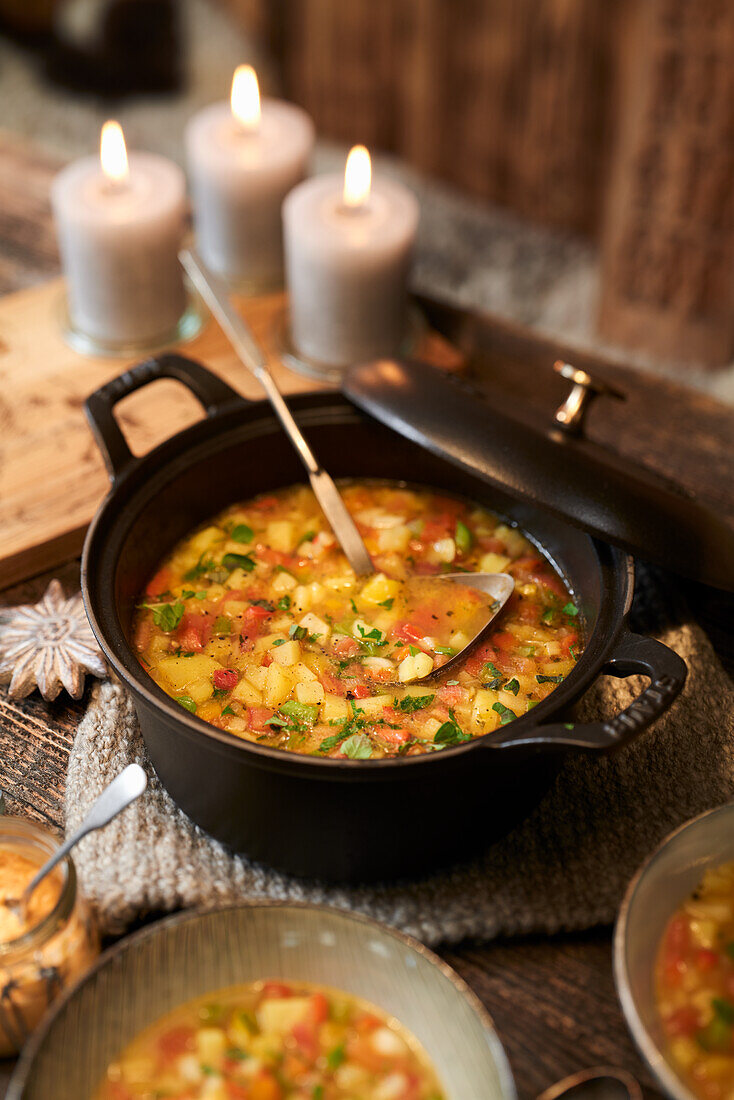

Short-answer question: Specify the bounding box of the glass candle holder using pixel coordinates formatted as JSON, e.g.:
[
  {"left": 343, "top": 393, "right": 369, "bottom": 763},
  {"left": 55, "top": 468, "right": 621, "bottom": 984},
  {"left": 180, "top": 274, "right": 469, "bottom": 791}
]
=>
[{"left": 0, "top": 817, "right": 99, "bottom": 1057}]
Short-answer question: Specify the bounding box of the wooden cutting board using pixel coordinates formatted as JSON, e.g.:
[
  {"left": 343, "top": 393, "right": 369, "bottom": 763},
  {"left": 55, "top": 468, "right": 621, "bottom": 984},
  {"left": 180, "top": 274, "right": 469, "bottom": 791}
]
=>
[{"left": 0, "top": 278, "right": 462, "bottom": 587}]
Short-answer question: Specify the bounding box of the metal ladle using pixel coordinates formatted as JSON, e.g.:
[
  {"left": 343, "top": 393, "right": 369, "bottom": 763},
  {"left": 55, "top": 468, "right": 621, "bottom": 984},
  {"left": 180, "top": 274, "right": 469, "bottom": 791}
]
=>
[
  {"left": 3, "top": 764, "right": 147, "bottom": 923},
  {"left": 180, "top": 249, "right": 514, "bottom": 682}
]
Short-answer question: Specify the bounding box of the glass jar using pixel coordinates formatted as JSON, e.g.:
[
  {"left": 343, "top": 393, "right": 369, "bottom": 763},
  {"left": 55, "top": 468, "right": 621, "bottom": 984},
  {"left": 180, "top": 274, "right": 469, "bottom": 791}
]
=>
[{"left": 0, "top": 817, "right": 99, "bottom": 1057}]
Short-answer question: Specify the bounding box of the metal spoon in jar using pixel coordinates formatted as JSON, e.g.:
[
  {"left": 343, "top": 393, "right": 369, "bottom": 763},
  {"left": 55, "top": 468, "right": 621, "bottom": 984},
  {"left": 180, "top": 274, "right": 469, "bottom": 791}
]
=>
[
  {"left": 179, "top": 248, "right": 514, "bottom": 682},
  {"left": 3, "top": 764, "right": 147, "bottom": 922}
]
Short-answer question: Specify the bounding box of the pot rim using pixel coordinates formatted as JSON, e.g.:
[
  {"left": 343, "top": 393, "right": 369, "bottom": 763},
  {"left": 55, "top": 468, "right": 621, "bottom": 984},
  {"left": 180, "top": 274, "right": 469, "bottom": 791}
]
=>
[
  {"left": 82, "top": 389, "right": 633, "bottom": 778},
  {"left": 8, "top": 900, "right": 518, "bottom": 1100}
]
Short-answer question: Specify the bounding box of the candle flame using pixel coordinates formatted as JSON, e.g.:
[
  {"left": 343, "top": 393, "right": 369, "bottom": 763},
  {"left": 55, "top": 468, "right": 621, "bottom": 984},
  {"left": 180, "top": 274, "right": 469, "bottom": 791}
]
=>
[
  {"left": 100, "top": 120, "right": 129, "bottom": 185},
  {"left": 231, "top": 64, "right": 261, "bottom": 131},
  {"left": 343, "top": 145, "right": 371, "bottom": 208}
]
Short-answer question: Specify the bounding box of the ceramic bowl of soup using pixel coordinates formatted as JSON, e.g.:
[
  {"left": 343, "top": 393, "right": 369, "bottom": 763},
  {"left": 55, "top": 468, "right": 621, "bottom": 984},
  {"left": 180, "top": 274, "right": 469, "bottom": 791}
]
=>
[
  {"left": 614, "top": 801, "right": 734, "bottom": 1100},
  {"left": 81, "top": 353, "right": 686, "bottom": 881},
  {"left": 8, "top": 903, "right": 516, "bottom": 1100}
]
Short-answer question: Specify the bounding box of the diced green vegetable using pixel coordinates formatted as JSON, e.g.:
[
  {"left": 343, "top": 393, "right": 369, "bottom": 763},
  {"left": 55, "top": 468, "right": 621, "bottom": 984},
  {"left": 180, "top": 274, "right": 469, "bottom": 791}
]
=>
[
  {"left": 222, "top": 552, "right": 256, "bottom": 572},
  {"left": 177, "top": 696, "right": 197, "bottom": 713},
  {"left": 455, "top": 519, "right": 473, "bottom": 554},
  {"left": 327, "top": 1045, "right": 346, "bottom": 1070},
  {"left": 230, "top": 524, "right": 254, "bottom": 543},
  {"left": 280, "top": 700, "right": 319, "bottom": 727},
  {"left": 563, "top": 602, "right": 579, "bottom": 617},
  {"left": 378, "top": 597, "right": 394, "bottom": 609},
  {"left": 277, "top": 595, "right": 291, "bottom": 610}
]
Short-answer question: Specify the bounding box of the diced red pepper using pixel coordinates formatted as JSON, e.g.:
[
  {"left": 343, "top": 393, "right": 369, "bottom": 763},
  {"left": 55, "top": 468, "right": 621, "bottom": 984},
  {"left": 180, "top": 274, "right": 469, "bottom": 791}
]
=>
[{"left": 213, "top": 668, "right": 239, "bottom": 691}]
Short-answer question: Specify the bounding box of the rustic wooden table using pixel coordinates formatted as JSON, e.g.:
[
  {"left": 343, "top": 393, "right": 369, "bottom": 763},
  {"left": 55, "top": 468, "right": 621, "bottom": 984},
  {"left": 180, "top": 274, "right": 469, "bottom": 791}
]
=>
[{"left": 0, "top": 130, "right": 731, "bottom": 1099}]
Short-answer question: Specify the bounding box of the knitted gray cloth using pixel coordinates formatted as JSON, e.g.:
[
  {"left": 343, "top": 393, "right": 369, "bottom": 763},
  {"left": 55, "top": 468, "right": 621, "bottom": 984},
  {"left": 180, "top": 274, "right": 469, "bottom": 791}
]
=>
[{"left": 65, "top": 619, "right": 734, "bottom": 946}]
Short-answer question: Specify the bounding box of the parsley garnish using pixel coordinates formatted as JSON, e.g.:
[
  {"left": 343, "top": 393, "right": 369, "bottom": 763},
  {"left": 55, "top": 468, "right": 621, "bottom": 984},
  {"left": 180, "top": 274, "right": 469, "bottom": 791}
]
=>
[
  {"left": 272, "top": 638, "right": 286, "bottom": 647},
  {"left": 395, "top": 694, "right": 435, "bottom": 713},
  {"left": 536, "top": 673, "right": 563, "bottom": 684},
  {"left": 434, "top": 645, "right": 455, "bottom": 656},
  {"left": 492, "top": 701, "right": 517, "bottom": 725},
  {"left": 230, "top": 523, "right": 253, "bottom": 543},
  {"left": 434, "top": 708, "right": 471, "bottom": 745},
  {"left": 563, "top": 602, "right": 579, "bottom": 617},
  {"left": 222, "top": 552, "right": 256, "bottom": 572},
  {"left": 349, "top": 598, "right": 359, "bottom": 614},
  {"left": 341, "top": 733, "right": 373, "bottom": 759},
  {"left": 541, "top": 608, "right": 555, "bottom": 624},
  {"left": 505, "top": 678, "right": 520, "bottom": 695},
  {"left": 184, "top": 554, "right": 214, "bottom": 581},
  {"left": 481, "top": 660, "right": 504, "bottom": 690},
  {"left": 378, "top": 597, "right": 394, "bottom": 609},
  {"left": 151, "top": 601, "right": 184, "bottom": 633},
  {"left": 327, "top": 1044, "right": 346, "bottom": 1070},
  {"left": 289, "top": 624, "right": 307, "bottom": 640},
  {"left": 221, "top": 705, "right": 235, "bottom": 716},
  {"left": 277, "top": 595, "right": 291, "bottom": 610}
]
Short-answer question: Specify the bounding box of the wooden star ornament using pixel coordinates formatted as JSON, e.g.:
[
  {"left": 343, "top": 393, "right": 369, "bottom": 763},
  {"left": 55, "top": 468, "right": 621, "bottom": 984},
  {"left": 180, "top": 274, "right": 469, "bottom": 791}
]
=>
[{"left": 0, "top": 580, "right": 107, "bottom": 700}]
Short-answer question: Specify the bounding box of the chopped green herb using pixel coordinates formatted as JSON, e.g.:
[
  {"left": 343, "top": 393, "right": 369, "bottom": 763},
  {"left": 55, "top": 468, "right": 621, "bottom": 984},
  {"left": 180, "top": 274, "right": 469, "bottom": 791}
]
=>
[
  {"left": 563, "top": 602, "right": 579, "bottom": 617},
  {"left": 200, "top": 1064, "right": 216, "bottom": 1076},
  {"left": 312, "top": 1087, "right": 325, "bottom": 1100},
  {"left": 225, "top": 1047, "right": 249, "bottom": 1061},
  {"left": 505, "top": 677, "right": 520, "bottom": 695},
  {"left": 434, "top": 645, "right": 455, "bottom": 656},
  {"left": 541, "top": 608, "right": 555, "bottom": 624},
  {"left": 349, "top": 598, "right": 359, "bottom": 614},
  {"left": 151, "top": 601, "right": 184, "bottom": 633},
  {"left": 184, "top": 554, "right": 215, "bottom": 581},
  {"left": 212, "top": 688, "right": 229, "bottom": 700},
  {"left": 435, "top": 709, "right": 471, "bottom": 745},
  {"left": 378, "top": 597, "right": 394, "bottom": 609},
  {"left": 272, "top": 638, "right": 286, "bottom": 646},
  {"left": 446, "top": 679, "right": 459, "bottom": 686},
  {"left": 177, "top": 695, "right": 197, "bottom": 713},
  {"left": 536, "top": 673, "right": 563, "bottom": 684},
  {"left": 280, "top": 700, "right": 319, "bottom": 726},
  {"left": 230, "top": 523, "right": 254, "bottom": 543},
  {"left": 264, "top": 715, "right": 290, "bottom": 729},
  {"left": 395, "top": 694, "right": 435, "bottom": 713},
  {"left": 563, "top": 722, "right": 574, "bottom": 730},
  {"left": 455, "top": 519, "right": 473, "bottom": 554},
  {"left": 327, "top": 1044, "right": 346, "bottom": 1070},
  {"left": 180, "top": 589, "right": 195, "bottom": 600},
  {"left": 492, "top": 701, "right": 517, "bottom": 725},
  {"left": 301, "top": 530, "right": 316, "bottom": 544},
  {"left": 222, "top": 552, "right": 256, "bottom": 572},
  {"left": 221, "top": 705, "right": 235, "bottom": 716},
  {"left": 481, "top": 660, "right": 504, "bottom": 690},
  {"left": 713, "top": 998, "right": 734, "bottom": 1025},
  {"left": 250, "top": 599, "right": 275, "bottom": 612},
  {"left": 277, "top": 595, "right": 292, "bottom": 611},
  {"left": 341, "top": 733, "right": 373, "bottom": 759},
  {"left": 289, "top": 624, "right": 307, "bottom": 640},
  {"left": 408, "top": 645, "right": 421, "bottom": 657},
  {"left": 213, "top": 615, "right": 231, "bottom": 635}
]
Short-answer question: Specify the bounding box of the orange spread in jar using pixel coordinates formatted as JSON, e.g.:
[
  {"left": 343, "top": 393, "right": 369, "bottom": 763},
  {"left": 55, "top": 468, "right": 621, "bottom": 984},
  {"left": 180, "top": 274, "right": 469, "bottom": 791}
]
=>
[{"left": 0, "top": 848, "right": 61, "bottom": 944}]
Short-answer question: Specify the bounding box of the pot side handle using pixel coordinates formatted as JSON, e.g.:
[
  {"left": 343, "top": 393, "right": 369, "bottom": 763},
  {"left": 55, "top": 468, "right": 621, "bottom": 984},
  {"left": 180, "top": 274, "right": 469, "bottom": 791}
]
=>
[
  {"left": 85, "top": 353, "right": 245, "bottom": 482},
  {"left": 488, "top": 631, "right": 687, "bottom": 753}
]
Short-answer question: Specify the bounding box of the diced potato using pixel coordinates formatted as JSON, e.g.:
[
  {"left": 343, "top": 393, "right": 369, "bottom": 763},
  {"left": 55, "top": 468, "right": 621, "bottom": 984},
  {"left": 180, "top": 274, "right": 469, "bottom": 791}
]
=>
[
  {"left": 264, "top": 663, "right": 293, "bottom": 707},
  {"left": 377, "top": 526, "right": 411, "bottom": 553},
  {"left": 295, "top": 680, "right": 325, "bottom": 706},
  {"left": 232, "top": 679, "right": 262, "bottom": 706},
  {"left": 321, "top": 695, "right": 349, "bottom": 722},
  {"left": 335, "top": 1063, "right": 370, "bottom": 1090},
  {"left": 398, "top": 652, "right": 434, "bottom": 682},
  {"left": 471, "top": 689, "right": 501, "bottom": 732},
  {"left": 266, "top": 520, "right": 294, "bottom": 552},
  {"left": 292, "top": 662, "right": 317, "bottom": 683},
  {"left": 354, "top": 693, "right": 393, "bottom": 716},
  {"left": 226, "top": 717, "right": 249, "bottom": 735},
  {"left": 323, "top": 571, "right": 357, "bottom": 591},
  {"left": 157, "top": 655, "right": 222, "bottom": 691},
  {"left": 226, "top": 567, "right": 248, "bottom": 590},
  {"left": 271, "top": 571, "right": 297, "bottom": 594},
  {"left": 201, "top": 1080, "right": 228, "bottom": 1100},
  {"left": 254, "top": 632, "right": 286, "bottom": 654},
  {"left": 449, "top": 630, "right": 470, "bottom": 651},
  {"left": 374, "top": 1072, "right": 412, "bottom": 1100},
  {"left": 196, "top": 1027, "right": 227, "bottom": 1066},
  {"left": 362, "top": 656, "right": 396, "bottom": 676},
  {"left": 359, "top": 573, "right": 401, "bottom": 606},
  {"left": 417, "top": 717, "right": 442, "bottom": 741},
  {"left": 371, "top": 1027, "right": 408, "bottom": 1057},
  {"left": 188, "top": 526, "right": 221, "bottom": 555},
  {"left": 204, "top": 638, "right": 235, "bottom": 662},
  {"left": 432, "top": 537, "right": 456, "bottom": 562},
  {"left": 541, "top": 640, "right": 562, "bottom": 657},
  {"left": 257, "top": 997, "right": 312, "bottom": 1035},
  {"left": 479, "top": 552, "right": 511, "bottom": 573},
  {"left": 244, "top": 665, "right": 268, "bottom": 691},
  {"left": 187, "top": 677, "right": 215, "bottom": 704},
  {"left": 497, "top": 689, "right": 520, "bottom": 711},
  {"left": 206, "top": 584, "right": 227, "bottom": 602},
  {"left": 271, "top": 640, "right": 301, "bottom": 667},
  {"left": 299, "top": 612, "right": 331, "bottom": 640},
  {"left": 494, "top": 523, "right": 527, "bottom": 557},
  {"left": 402, "top": 686, "right": 435, "bottom": 700},
  {"left": 223, "top": 600, "right": 248, "bottom": 618},
  {"left": 177, "top": 1054, "right": 202, "bottom": 1083},
  {"left": 292, "top": 585, "right": 312, "bottom": 614},
  {"left": 121, "top": 1057, "right": 158, "bottom": 1086}
]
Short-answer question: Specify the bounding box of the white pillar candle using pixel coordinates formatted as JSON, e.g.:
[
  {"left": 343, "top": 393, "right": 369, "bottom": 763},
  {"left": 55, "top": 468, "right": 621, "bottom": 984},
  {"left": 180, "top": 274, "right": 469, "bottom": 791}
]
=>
[
  {"left": 283, "top": 146, "right": 419, "bottom": 368},
  {"left": 51, "top": 121, "right": 187, "bottom": 348},
  {"left": 185, "top": 65, "right": 315, "bottom": 289}
]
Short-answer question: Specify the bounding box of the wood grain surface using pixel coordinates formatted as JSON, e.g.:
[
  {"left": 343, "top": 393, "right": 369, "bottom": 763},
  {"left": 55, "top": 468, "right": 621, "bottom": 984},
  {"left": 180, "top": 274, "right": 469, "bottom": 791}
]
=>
[{"left": 2, "top": 127, "right": 730, "bottom": 1098}]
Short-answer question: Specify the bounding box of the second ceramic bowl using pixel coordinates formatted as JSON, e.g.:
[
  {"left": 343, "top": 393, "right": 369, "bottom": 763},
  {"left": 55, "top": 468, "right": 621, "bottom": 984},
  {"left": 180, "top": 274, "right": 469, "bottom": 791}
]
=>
[{"left": 9, "top": 902, "right": 516, "bottom": 1099}]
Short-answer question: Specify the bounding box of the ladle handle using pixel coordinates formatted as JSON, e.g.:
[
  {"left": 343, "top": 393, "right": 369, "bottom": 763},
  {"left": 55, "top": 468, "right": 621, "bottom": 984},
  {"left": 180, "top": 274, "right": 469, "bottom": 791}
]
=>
[{"left": 22, "top": 765, "right": 148, "bottom": 908}]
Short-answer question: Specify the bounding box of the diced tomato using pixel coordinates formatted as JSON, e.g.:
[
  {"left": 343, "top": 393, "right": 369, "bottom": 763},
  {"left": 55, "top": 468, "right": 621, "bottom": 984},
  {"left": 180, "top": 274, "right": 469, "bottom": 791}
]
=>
[
  {"left": 413, "top": 560, "right": 441, "bottom": 575},
  {"left": 226, "top": 1083, "right": 250, "bottom": 1100},
  {"left": 377, "top": 726, "right": 411, "bottom": 745},
  {"left": 664, "top": 1006, "right": 700, "bottom": 1038},
  {"left": 291, "top": 1020, "right": 318, "bottom": 1061},
  {"left": 213, "top": 668, "right": 239, "bottom": 691},
  {"left": 438, "top": 683, "right": 467, "bottom": 707},
  {"left": 422, "top": 514, "right": 455, "bottom": 541},
  {"left": 511, "top": 555, "right": 543, "bottom": 574},
  {"left": 393, "top": 645, "right": 412, "bottom": 662},
  {"left": 333, "top": 636, "right": 361, "bottom": 659},
  {"left": 176, "top": 613, "right": 212, "bottom": 652},
  {"left": 106, "top": 1086, "right": 134, "bottom": 1100},
  {"left": 251, "top": 496, "right": 279, "bottom": 511},
  {"left": 247, "top": 706, "right": 275, "bottom": 732},
  {"left": 478, "top": 535, "right": 507, "bottom": 553},
  {"left": 696, "top": 948, "right": 719, "bottom": 972},
  {"left": 309, "top": 992, "right": 329, "bottom": 1024},
  {"left": 350, "top": 683, "right": 372, "bottom": 699},
  {"left": 355, "top": 1012, "right": 382, "bottom": 1034},
  {"left": 492, "top": 630, "right": 517, "bottom": 653},
  {"left": 392, "top": 621, "right": 427, "bottom": 647},
  {"left": 157, "top": 1026, "right": 195, "bottom": 1060},
  {"left": 561, "top": 631, "right": 578, "bottom": 656},
  {"left": 262, "top": 981, "right": 293, "bottom": 999},
  {"left": 530, "top": 569, "right": 567, "bottom": 599},
  {"left": 319, "top": 670, "right": 348, "bottom": 696},
  {"left": 146, "top": 567, "right": 173, "bottom": 596},
  {"left": 245, "top": 604, "right": 272, "bottom": 622},
  {"left": 257, "top": 545, "right": 301, "bottom": 569}
]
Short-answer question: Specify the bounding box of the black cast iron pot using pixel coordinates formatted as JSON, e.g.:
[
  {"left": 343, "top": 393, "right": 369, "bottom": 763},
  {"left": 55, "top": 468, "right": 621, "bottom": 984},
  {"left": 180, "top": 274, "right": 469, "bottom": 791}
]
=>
[{"left": 82, "top": 354, "right": 687, "bottom": 882}]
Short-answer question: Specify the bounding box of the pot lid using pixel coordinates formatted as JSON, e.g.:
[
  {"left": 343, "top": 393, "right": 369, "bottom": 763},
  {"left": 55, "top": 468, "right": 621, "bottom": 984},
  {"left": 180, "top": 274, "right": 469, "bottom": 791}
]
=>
[{"left": 342, "top": 358, "right": 734, "bottom": 591}]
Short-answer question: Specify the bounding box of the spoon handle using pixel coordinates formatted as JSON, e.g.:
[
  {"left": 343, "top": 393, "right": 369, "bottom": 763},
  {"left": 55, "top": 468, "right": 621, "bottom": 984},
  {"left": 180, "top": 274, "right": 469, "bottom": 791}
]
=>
[
  {"left": 22, "top": 764, "right": 147, "bottom": 907},
  {"left": 180, "top": 248, "right": 374, "bottom": 577}
]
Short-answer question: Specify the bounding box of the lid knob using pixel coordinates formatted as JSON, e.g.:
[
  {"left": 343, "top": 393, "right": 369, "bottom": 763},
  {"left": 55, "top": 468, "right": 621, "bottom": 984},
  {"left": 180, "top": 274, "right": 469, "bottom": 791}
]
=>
[{"left": 553, "top": 360, "right": 624, "bottom": 436}]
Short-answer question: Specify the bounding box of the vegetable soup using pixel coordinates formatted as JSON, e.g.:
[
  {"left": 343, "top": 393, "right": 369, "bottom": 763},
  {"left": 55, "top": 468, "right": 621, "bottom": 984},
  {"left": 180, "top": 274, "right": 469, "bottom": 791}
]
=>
[
  {"left": 657, "top": 862, "right": 734, "bottom": 1099},
  {"left": 93, "top": 980, "right": 445, "bottom": 1100},
  {"left": 133, "top": 483, "right": 581, "bottom": 759}
]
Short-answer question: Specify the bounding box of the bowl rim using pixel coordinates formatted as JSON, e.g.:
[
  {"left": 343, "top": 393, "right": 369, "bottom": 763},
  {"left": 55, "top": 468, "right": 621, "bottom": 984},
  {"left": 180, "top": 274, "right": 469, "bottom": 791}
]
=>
[
  {"left": 81, "top": 392, "right": 632, "bottom": 778},
  {"left": 613, "top": 800, "right": 734, "bottom": 1100},
  {"left": 9, "top": 899, "right": 518, "bottom": 1100}
]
